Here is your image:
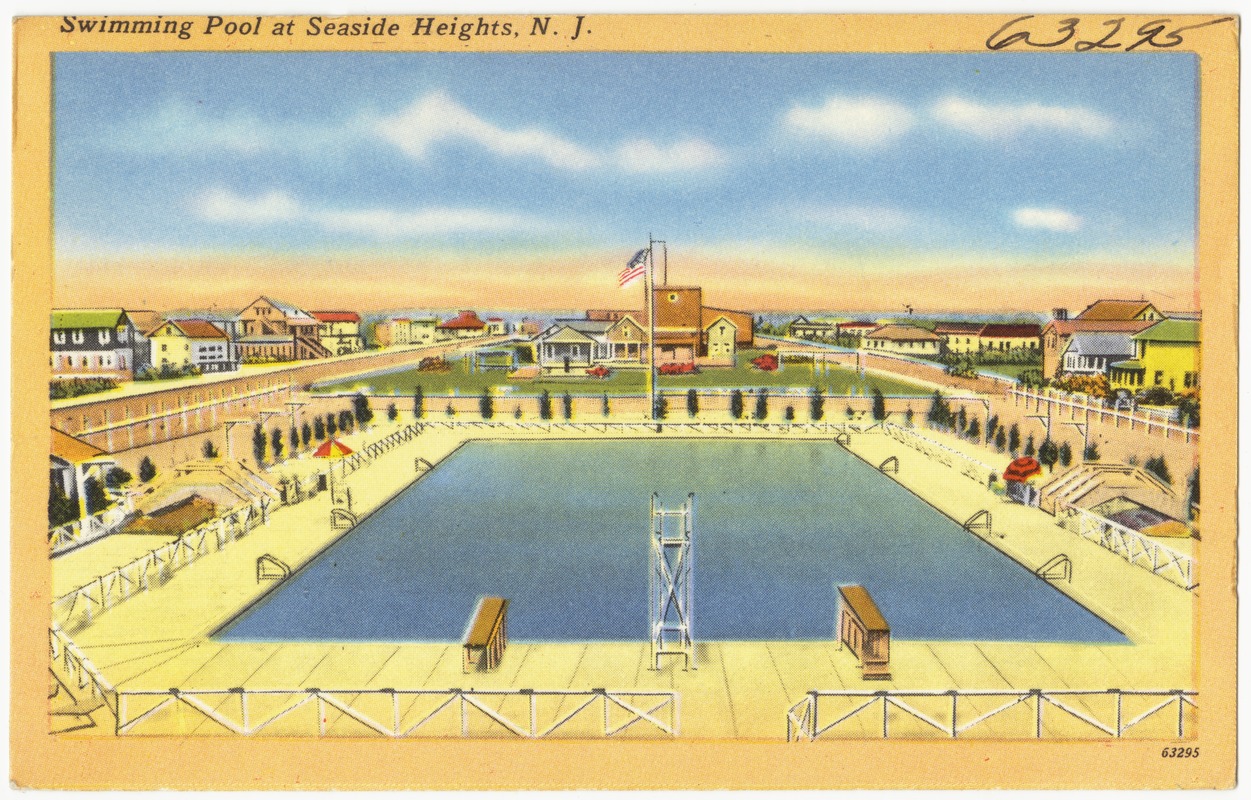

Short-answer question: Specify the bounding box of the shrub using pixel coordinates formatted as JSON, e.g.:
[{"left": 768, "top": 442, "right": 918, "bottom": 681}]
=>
[
  {"left": 289, "top": 427, "right": 299, "bottom": 453},
  {"left": 1083, "top": 441, "right": 1100, "bottom": 462},
  {"left": 271, "top": 428, "right": 285, "bottom": 461},
  {"left": 966, "top": 417, "right": 981, "bottom": 442},
  {"left": 1023, "top": 434, "right": 1036, "bottom": 459},
  {"left": 602, "top": 393, "right": 611, "bottom": 417},
  {"left": 301, "top": 422, "right": 312, "bottom": 448},
  {"left": 844, "top": 405, "right": 854, "bottom": 420},
  {"left": 326, "top": 413, "right": 337, "bottom": 437},
  {"left": 810, "top": 387, "right": 825, "bottom": 421},
  {"left": 1038, "top": 438, "right": 1058, "bottom": 472},
  {"left": 994, "top": 426, "right": 1007, "bottom": 452},
  {"left": 1058, "top": 441, "right": 1073, "bottom": 468},
  {"left": 445, "top": 403, "right": 456, "bottom": 417},
  {"left": 730, "top": 390, "right": 744, "bottom": 419},
  {"left": 562, "top": 392, "right": 573, "bottom": 420},
  {"left": 413, "top": 386, "right": 425, "bottom": 419},
  {"left": 539, "top": 390, "right": 553, "bottom": 420},
  {"left": 139, "top": 456, "right": 157, "bottom": 482},
  {"left": 784, "top": 405, "right": 795, "bottom": 421},
  {"left": 514, "top": 405, "right": 523, "bottom": 419},
  {"left": 49, "top": 377, "right": 120, "bottom": 399},
  {"left": 1008, "top": 423, "right": 1020, "bottom": 454},
  {"left": 654, "top": 394, "right": 669, "bottom": 420},
  {"left": 754, "top": 389, "right": 769, "bottom": 421},
  {"left": 905, "top": 406, "right": 915, "bottom": 427},
  {"left": 252, "top": 424, "right": 267, "bottom": 465},
  {"left": 48, "top": 482, "right": 78, "bottom": 527},
  {"left": 339, "top": 410, "right": 355, "bottom": 433},
  {"left": 479, "top": 390, "right": 494, "bottom": 420},
  {"left": 83, "top": 476, "right": 110, "bottom": 515},
  {"left": 387, "top": 403, "right": 398, "bottom": 422},
  {"left": 686, "top": 389, "right": 699, "bottom": 418},
  {"left": 201, "top": 439, "right": 219, "bottom": 459},
  {"left": 871, "top": 385, "right": 886, "bottom": 421},
  {"left": 1144, "top": 455, "right": 1173, "bottom": 485},
  {"left": 353, "top": 393, "right": 373, "bottom": 427},
  {"left": 986, "top": 414, "right": 1000, "bottom": 444},
  {"left": 105, "top": 466, "right": 133, "bottom": 488}
]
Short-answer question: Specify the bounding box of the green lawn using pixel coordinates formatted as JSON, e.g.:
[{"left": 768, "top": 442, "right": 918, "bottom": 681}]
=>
[{"left": 312, "top": 349, "right": 933, "bottom": 397}]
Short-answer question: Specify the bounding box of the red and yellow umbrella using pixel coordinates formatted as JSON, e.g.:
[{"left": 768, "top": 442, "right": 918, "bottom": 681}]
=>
[
  {"left": 313, "top": 439, "right": 354, "bottom": 459},
  {"left": 1003, "top": 456, "right": 1042, "bottom": 483}
]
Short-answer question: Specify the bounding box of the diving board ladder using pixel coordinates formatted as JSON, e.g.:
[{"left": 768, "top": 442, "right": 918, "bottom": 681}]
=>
[{"left": 649, "top": 493, "right": 696, "bottom": 671}]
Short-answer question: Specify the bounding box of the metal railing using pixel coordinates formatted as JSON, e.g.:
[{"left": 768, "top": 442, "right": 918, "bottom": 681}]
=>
[
  {"left": 787, "top": 688, "right": 1196, "bottom": 741},
  {"left": 882, "top": 423, "right": 997, "bottom": 485},
  {"left": 49, "top": 623, "right": 117, "bottom": 716},
  {"left": 414, "top": 418, "right": 881, "bottom": 436},
  {"left": 114, "top": 686, "right": 678, "bottom": 739},
  {"left": 50, "top": 496, "right": 270, "bottom": 628},
  {"left": 1055, "top": 503, "right": 1197, "bottom": 590},
  {"left": 49, "top": 500, "right": 132, "bottom": 554},
  {"left": 328, "top": 423, "right": 420, "bottom": 481}
]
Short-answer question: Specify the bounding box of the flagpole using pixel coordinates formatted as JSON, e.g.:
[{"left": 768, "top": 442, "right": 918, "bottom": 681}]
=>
[{"left": 646, "top": 234, "right": 657, "bottom": 420}]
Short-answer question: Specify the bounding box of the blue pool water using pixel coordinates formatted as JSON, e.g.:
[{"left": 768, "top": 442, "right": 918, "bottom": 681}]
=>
[{"left": 217, "top": 440, "right": 1126, "bottom": 644}]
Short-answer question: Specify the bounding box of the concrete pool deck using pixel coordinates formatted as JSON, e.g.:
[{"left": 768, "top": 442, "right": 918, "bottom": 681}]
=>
[{"left": 50, "top": 417, "right": 1196, "bottom": 739}]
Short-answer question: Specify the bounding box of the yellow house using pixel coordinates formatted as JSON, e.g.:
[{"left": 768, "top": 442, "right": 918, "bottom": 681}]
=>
[
  {"left": 934, "top": 322, "right": 983, "bottom": 354},
  {"left": 146, "top": 319, "right": 237, "bottom": 373},
  {"left": 1109, "top": 319, "right": 1200, "bottom": 393},
  {"left": 703, "top": 314, "right": 739, "bottom": 359}
]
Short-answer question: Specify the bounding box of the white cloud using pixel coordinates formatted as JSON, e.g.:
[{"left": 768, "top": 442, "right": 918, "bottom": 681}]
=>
[
  {"left": 105, "top": 99, "right": 359, "bottom": 156},
  {"left": 1013, "top": 207, "right": 1083, "bottom": 232},
  {"left": 783, "top": 96, "right": 916, "bottom": 148},
  {"left": 614, "top": 138, "right": 726, "bottom": 173},
  {"left": 191, "top": 187, "right": 543, "bottom": 238},
  {"left": 932, "top": 97, "right": 1114, "bottom": 140},
  {"left": 375, "top": 91, "right": 599, "bottom": 170},
  {"left": 375, "top": 91, "right": 725, "bottom": 175},
  {"left": 798, "top": 204, "right": 915, "bottom": 233}
]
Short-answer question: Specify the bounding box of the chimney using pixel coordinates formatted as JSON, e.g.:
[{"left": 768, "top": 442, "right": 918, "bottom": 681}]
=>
[{"left": 1052, "top": 308, "right": 1069, "bottom": 321}]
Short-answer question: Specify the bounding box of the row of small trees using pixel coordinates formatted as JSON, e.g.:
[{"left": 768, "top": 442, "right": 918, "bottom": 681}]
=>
[{"left": 248, "top": 394, "right": 375, "bottom": 467}]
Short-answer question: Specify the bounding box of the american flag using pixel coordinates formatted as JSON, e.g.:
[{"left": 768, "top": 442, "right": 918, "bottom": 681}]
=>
[{"left": 619, "top": 248, "right": 648, "bottom": 288}]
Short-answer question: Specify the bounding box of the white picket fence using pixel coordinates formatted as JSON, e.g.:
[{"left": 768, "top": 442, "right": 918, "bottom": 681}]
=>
[{"left": 50, "top": 497, "right": 271, "bottom": 628}]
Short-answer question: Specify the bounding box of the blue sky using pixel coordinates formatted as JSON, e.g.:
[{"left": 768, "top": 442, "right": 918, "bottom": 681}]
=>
[{"left": 54, "top": 51, "right": 1198, "bottom": 311}]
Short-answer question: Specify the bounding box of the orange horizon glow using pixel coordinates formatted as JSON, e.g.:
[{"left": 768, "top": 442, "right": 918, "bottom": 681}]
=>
[{"left": 54, "top": 252, "right": 1199, "bottom": 316}]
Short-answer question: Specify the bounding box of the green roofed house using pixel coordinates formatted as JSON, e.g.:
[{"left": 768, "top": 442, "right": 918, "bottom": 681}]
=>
[
  {"left": 1109, "top": 318, "right": 1201, "bottom": 394},
  {"left": 50, "top": 308, "right": 151, "bottom": 380}
]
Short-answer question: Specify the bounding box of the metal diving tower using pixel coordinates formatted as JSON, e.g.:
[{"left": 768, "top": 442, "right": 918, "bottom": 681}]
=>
[{"left": 649, "top": 492, "right": 695, "bottom": 670}]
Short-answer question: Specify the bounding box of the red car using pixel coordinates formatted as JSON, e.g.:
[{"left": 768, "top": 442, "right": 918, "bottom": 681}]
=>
[
  {"left": 752, "top": 354, "right": 779, "bottom": 371},
  {"left": 586, "top": 365, "right": 611, "bottom": 378}
]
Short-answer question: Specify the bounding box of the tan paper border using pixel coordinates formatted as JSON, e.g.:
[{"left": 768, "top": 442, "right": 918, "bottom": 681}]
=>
[{"left": 11, "top": 13, "right": 1238, "bottom": 789}]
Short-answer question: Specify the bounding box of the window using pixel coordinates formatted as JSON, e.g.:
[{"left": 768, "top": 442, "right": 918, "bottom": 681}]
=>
[
  {"left": 71, "top": 330, "right": 85, "bottom": 345},
  {"left": 98, "top": 330, "right": 111, "bottom": 345},
  {"left": 1154, "top": 370, "right": 1164, "bottom": 386},
  {"left": 118, "top": 328, "right": 128, "bottom": 343},
  {"left": 52, "top": 331, "right": 66, "bottom": 345}
]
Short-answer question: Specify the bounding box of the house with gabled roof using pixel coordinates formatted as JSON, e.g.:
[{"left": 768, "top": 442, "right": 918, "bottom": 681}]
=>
[
  {"left": 237, "top": 296, "right": 332, "bottom": 361},
  {"left": 1110, "top": 319, "right": 1201, "bottom": 394},
  {"left": 1075, "top": 299, "right": 1163, "bottom": 323},
  {"left": 534, "top": 316, "right": 650, "bottom": 375},
  {"left": 1042, "top": 318, "right": 1156, "bottom": 378},
  {"left": 788, "top": 316, "right": 838, "bottom": 341},
  {"left": 50, "top": 308, "right": 149, "bottom": 380},
  {"left": 583, "top": 287, "right": 753, "bottom": 365},
  {"left": 146, "top": 319, "right": 239, "bottom": 373}
]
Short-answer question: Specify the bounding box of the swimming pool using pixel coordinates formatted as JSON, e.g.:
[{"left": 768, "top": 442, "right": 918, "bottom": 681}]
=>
[{"left": 217, "top": 439, "right": 1126, "bottom": 644}]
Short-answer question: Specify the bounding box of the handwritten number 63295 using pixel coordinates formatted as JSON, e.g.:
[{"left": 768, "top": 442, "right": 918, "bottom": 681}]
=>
[{"left": 986, "top": 15, "right": 1234, "bottom": 52}]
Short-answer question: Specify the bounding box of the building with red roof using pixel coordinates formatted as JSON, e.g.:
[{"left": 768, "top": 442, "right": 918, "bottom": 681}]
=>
[
  {"left": 310, "top": 310, "right": 364, "bottom": 355},
  {"left": 437, "top": 310, "right": 489, "bottom": 339}
]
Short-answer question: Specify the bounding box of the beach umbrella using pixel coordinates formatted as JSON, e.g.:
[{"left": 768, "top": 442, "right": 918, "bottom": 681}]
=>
[
  {"left": 313, "top": 439, "right": 354, "bottom": 459},
  {"left": 1003, "top": 456, "right": 1042, "bottom": 483}
]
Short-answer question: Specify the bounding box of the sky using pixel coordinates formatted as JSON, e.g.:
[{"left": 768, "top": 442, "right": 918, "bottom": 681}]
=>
[{"left": 53, "top": 50, "right": 1199, "bottom": 313}]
